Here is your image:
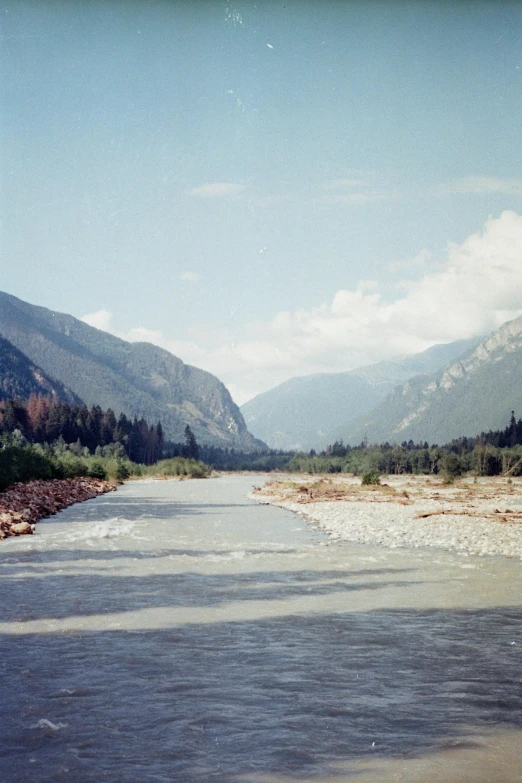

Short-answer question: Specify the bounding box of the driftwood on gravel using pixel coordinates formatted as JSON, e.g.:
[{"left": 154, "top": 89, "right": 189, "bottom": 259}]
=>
[
  {"left": 416, "top": 508, "right": 522, "bottom": 523},
  {"left": 252, "top": 475, "right": 522, "bottom": 558},
  {"left": 0, "top": 477, "right": 117, "bottom": 539}
]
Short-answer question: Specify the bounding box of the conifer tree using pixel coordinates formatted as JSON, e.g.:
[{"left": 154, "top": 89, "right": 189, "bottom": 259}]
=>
[
  {"left": 156, "top": 421, "right": 164, "bottom": 461},
  {"left": 183, "top": 425, "right": 199, "bottom": 460}
]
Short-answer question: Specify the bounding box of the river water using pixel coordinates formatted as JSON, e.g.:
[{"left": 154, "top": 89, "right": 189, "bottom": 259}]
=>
[{"left": 1, "top": 475, "right": 521, "bottom": 782}]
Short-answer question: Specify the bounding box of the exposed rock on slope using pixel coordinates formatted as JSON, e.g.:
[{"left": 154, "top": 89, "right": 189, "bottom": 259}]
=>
[
  {"left": 344, "top": 316, "right": 522, "bottom": 445},
  {"left": 0, "top": 333, "right": 81, "bottom": 404},
  {"left": 0, "top": 291, "right": 263, "bottom": 449},
  {"left": 241, "top": 338, "right": 479, "bottom": 450}
]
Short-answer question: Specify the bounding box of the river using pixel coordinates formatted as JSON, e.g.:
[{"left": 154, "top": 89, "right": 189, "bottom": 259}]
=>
[{"left": 1, "top": 474, "right": 521, "bottom": 782}]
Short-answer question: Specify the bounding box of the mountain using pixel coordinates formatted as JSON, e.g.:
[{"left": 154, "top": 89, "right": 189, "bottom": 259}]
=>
[
  {"left": 241, "top": 338, "right": 480, "bottom": 450},
  {"left": 343, "top": 316, "right": 522, "bottom": 446},
  {"left": 0, "top": 291, "right": 264, "bottom": 449},
  {"left": 0, "top": 334, "right": 81, "bottom": 404}
]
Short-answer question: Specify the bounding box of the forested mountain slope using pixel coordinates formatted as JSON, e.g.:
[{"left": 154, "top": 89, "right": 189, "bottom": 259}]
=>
[
  {"left": 0, "top": 333, "right": 81, "bottom": 404},
  {"left": 342, "top": 316, "right": 522, "bottom": 446},
  {"left": 0, "top": 291, "right": 263, "bottom": 448},
  {"left": 241, "top": 338, "right": 479, "bottom": 450}
]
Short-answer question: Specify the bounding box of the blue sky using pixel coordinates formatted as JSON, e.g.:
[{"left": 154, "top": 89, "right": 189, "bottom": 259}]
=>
[{"left": 2, "top": 0, "right": 522, "bottom": 402}]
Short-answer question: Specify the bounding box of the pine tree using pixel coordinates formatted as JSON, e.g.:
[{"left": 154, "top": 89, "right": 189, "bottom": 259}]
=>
[
  {"left": 156, "top": 421, "right": 164, "bottom": 461},
  {"left": 128, "top": 418, "right": 141, "bottom": 462},
  {"left": 509, "top": 411, "right": 517, "bottom": 447},
  {"left": 100, "top": 408, "right": 117, "bottom": 445},
  {"left": 1, "top": 400, "right": 20, "bottom": 432},
  {"left": 138, "top": 419, "right": 150, "bottom": 463},
  {"left": 114, "top": 413, "right": 131, "bottom": 451},
  {"left": 183, "top": 425, "right": 199, "bottom": 460},
  {"left": 44, "top": 402, "right": 64, "bottom": 442}
]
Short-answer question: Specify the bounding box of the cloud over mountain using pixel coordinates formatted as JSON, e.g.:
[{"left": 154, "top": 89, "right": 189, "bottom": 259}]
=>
[{"left": 83, "top": 211, "right": 522, "bottom": 404}]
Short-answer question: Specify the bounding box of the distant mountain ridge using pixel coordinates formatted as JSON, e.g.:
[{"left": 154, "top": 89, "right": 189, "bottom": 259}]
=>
[
  {"left": 343, "top": 316, "right": 522, "bottom": 446},
  {"left": 0, "top": 291, "right": 264, "bottom": 449},
  {"left": 0, "top": 333, "right": 81, "bottom": 404},
  {"left": 241, "top": 338, "right": 480, "bottom": 450}
]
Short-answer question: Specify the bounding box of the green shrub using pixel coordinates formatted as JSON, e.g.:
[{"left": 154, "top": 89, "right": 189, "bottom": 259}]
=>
[
  {"left": 115, "top": 462, "right": 131, "bottom": 481},
  {"left": 441, "top": 453, "right": 464, "bottom": 483},
  {"left": 361, "top": 470, "right": 381, "bottom": 486},
  {"left": 55, "top": 454, "right": 89, "bottom": 478},
  {"left": 187, "top": 460, "right": 210, "bottom": 478},
  {"left": 88, "top": 461, "right": 108, "bottom": 480},
  {"left": 0, "top": 438, "right": 210, "bottom": 493},
  {"left": 140, "top": 457, "right": 210, "bottom": 479},
  {"left": 0, "top": 443, "right": 56, "bottom": 491}
]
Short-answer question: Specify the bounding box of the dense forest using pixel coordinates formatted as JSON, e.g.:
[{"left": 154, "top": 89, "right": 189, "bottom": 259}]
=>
[
  {"left": 289, "top": 412, "right": 522, "bottom": 478},
  {"left": 0, "top": 396, "right": 212, "bottom": 491},
  {"left": 0, "top": 395, "right": 165, "bottom": 465}
]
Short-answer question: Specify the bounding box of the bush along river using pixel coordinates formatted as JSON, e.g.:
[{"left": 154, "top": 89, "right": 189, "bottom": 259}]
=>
[{"left": 1, "top": 474, "right": 521, "bottom": 782}]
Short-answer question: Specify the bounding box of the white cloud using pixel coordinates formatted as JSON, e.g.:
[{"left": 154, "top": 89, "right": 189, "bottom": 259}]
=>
[
  {"left": 81, "top": 309, "right": 113, "bottom": 332},
  {"left": 82, "top": 212, "right": 522, "bottom": 405},
  {"left": 190, "top": 210, "right": 522, "bottom": 401},
  {"left": 321, "top": 176, "right": 401, "bottom": 206},
  {"left": 438, "top": 176, "right": 522, "bottom": 196},
  {"left": 188, "top": 182, "right": 245, "bottom": 198},
  {"left": 388, "top": 248, "right": 432, "bottom": 274},
  {"left": 179, "top": 271, "right": 203, "bottom": 282}
]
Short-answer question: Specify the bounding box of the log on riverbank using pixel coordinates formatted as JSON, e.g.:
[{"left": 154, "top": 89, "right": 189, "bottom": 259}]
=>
[
  {"left": 0, "top": 477, "right": 118, "bottom": 539},
  {"left": 251, "top": 475, "right": 522, "bottom": 558}
]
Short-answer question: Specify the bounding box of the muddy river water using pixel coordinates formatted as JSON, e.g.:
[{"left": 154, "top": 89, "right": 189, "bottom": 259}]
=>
[{"left": 1, "top": 475, "right": 521, "bottom": 782}]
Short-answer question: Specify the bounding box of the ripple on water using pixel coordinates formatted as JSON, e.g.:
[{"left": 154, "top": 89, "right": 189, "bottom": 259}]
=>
[{"left": 1, "top": 476, "right": 521, "bottom": 782}]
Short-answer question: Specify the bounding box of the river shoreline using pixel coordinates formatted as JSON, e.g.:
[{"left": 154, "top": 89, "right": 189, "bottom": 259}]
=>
[
  {"left": 0, "top": 477, "right": 118, "bottom": 538},
  {"left": 252, "top": 474, "right": 522, "bottom": 559}
]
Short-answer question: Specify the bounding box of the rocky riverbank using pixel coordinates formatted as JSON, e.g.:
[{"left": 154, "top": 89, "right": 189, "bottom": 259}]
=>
[
  {"left": 252, "top": 475, "right": 522, "bottom": 559},
  {"left": 0, "top": 477, "right": 118, "bottom": 538}
]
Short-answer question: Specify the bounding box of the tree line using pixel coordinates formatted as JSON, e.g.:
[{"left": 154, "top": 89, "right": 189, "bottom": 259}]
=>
[
  {"left": 0, "top": 395, "right": 164, "bottom": 465},
  {"left": 0, "top": 397, "right": 211, "bottom": 492},
  {"left": 290, "top": 412, "right": 522, "bottom": 478},
  {"left": 4, "top": 393, "right": 522, "bottom": 484},
  {"left": 166, "top": 442, "right": 291, "bottom": 472}
]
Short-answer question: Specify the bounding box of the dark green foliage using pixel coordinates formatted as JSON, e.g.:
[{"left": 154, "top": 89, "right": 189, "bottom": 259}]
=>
[
  {"left": 1, "top": 396, "right": 163, "bottom": 466},
  {"left": 183, "top": 425, "right": 199, "bottom": 460},
  {"left": 441, "top": 453, "right": 464, "bottom": 483},
  {"left": 88, "top": 461, "right": 108, "bottom": 480},
  {"left": 2, "top": 399, "right": 28, "bottom": 433},
  {"left": 54, "top": 454, "right": 90, "bottom": 479},
  {"left": 115, "top": 462, "right": 130, "bottom": 481},
  {"left": 151, "top": 458, "right": 210, "bottom": 478},
  {"left": 285, "top": 413, "right": 522, "bottom": 478},
  {"left": 168, "top": 442, "right": 293, "bottom": 471},
  {"left": 361, "top": 470, "right": 381, "bottom": 485},
  {"left": 0, "top": 429, "right": 210, "bottom": 492},
  {"left": 0, "top": 395, "right": 212, "bottom": 491},
  {"left": 0, "top": 442, "right": 55, "bottom": 491}
]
